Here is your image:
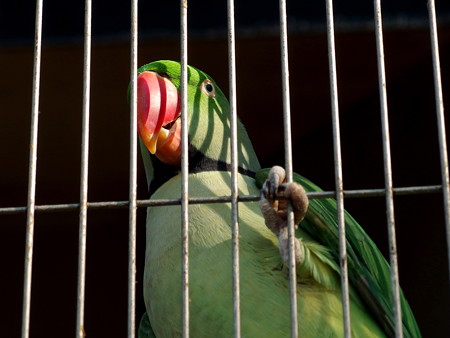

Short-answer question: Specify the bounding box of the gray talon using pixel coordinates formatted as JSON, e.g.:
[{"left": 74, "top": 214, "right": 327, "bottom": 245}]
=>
[{"left": 259, "top": 166, "right": 309, "bottom": 266}]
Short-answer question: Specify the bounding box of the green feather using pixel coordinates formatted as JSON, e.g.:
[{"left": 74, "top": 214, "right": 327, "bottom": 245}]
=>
[
  {"left": 255, "top": 169, "right": 421, "bottom": 338},
  {"left": 138, "top": 312, "right": 156, "bottom": 338},
  {"left": 136, "top": 60, "right": 421, "bottom": 337}
]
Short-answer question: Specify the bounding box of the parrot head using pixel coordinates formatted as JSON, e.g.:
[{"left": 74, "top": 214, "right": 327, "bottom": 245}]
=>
[{"left": 134, "top": 60, "right": 260, "bottom": 192}]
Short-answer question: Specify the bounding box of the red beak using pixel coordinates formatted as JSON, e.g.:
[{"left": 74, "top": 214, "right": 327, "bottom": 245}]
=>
[{"left": 137, "top": 71, "right": 182, "bottom": 166}]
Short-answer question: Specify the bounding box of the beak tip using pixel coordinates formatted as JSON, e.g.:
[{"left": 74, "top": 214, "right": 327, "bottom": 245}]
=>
[{"left": 148, "top": 135, "right": 158, "bottom": 154}]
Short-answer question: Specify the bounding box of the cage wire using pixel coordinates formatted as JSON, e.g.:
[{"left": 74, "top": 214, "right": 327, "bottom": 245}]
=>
[{"left": 1, "top": 0, "right": 449, "bottom": 337}]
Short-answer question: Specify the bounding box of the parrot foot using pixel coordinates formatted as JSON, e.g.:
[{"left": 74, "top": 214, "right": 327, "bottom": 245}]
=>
[{"left": 259, "top": 166, "right": 309, "bottom": 266}]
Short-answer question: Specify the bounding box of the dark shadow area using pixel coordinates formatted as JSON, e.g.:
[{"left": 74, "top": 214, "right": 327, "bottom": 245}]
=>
[{"left": 1, "top": 1, "right": 449, "bottom": 337}]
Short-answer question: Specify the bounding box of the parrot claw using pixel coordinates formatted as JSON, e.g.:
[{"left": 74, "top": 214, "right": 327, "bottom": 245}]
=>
[
  {"left": 261, "top": 165, "right": 285, "bottom": 199},
  {"left": 259, "top": 166, "right": 309, "bottom": 266}
]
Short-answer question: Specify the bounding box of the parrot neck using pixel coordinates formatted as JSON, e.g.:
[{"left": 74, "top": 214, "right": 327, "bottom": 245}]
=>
[
  {"left": 147, "top": 143, "right": 256, "bottom": 196},
  {"left": 188, "top": 143, "right": 256, "bottom": 178}
]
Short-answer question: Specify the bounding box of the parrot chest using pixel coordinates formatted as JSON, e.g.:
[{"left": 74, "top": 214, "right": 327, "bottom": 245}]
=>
[
  {"left": 142, "top": 171, "right": 385, "bottom": 337},
  {"left": 144, "top": 172, "right": 286, "bottom": 335}
]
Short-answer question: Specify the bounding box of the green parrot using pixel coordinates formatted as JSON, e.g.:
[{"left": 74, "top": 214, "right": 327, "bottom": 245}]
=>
[{"left": 133, "top": 60, "right": 421, "bottom": 337}]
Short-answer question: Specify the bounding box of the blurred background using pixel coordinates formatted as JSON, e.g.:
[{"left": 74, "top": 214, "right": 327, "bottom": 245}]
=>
[{"left": 1, "top": 0, "right": 449, "bottom": 336}]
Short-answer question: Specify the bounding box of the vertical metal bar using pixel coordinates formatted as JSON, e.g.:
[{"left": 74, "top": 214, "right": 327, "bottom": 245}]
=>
[
  {"left": 128, "top": 0, "right": 138, "bottom": 336},
  {"left": 76, "top": 0, "right": 92, "bottom": 337},
  {"left": 325, "top": 1, "right": 351, "bottom": 337},
  {"left": 428, "top": 0, "right": 450, "bottom": 274},
  {"left": 373, "top": 1, "right": 403, "bottom": 337},
  {"left": 21, "top": 1, "right": 43, "bottom": 337},
  {"left": 278, "top": 1, "right": 298, "bottom": 337},
  {"left": 226, "top": 0, "right": 241, "bottom": 336},
  {"left": 180, "top": 1, "right": 189, "bottom": 337}
]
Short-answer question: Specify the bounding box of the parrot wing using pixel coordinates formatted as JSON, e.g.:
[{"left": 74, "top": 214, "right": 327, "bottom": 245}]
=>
[
  {"left": 255, "top": 168, "right": 421, "bottom": 338},
  {"left": 138, "top": 312, "right": 156, "bottom": 338}
]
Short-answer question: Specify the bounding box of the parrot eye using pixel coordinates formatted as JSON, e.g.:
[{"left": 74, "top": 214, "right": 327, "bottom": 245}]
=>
[{"left": 201, "top": 80, "right": 216, "bottom": 98}]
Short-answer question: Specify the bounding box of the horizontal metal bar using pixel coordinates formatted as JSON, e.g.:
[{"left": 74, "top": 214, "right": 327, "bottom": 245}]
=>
[{"left": 0, "top": 185, "right": 443, "bottom": 216}]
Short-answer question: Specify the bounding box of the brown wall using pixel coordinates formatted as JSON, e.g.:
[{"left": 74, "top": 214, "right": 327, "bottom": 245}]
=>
[{"left": 1, "top": 28, "right": 449, "bottom": 336}]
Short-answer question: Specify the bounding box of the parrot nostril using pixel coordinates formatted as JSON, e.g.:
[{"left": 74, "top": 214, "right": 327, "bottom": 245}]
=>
[
  {"left": 157, "top": 72, "right": 170, "bottom": 79},
  {"left": 163, "top": 116, "right": 179, "bottom": 130},
  {"left": 163, "top": 122, "right": 172, "bottom": 130}
]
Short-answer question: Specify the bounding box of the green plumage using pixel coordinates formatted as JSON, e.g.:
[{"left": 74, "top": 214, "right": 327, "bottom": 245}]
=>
[
  {"left": 136, "top": 60, "right": 421, "bottom": 337},
  {"left": 255, "top": 170, "right": 421, "bottom": 338}
]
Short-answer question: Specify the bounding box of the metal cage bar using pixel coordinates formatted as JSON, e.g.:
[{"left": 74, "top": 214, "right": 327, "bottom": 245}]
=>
[
  {"left": 428, "top": 0, "right": 450, "bottom": 273},
  {"left": 373, "top": 1, "right": 403, "bottom": 337},
  {"left": 278, "top": 0, "right": 298, "bottom": 337},
  {"left": 2, "top": 185, "right": 443, "bottom": 216},
  {"left": 75, "top": 0, "right": 92, "bottom": 337},
  {"left": 21, "top": 1, "right": 43, "bottom": 337},
  {"left": 226, "top": 0, "right": 241, "bottom": 336},
  {"left": 180, "top": 1, "right": 190, "bottom": 337},
  {"left": 128, "top": 0, "right": 139, "bottom": 336},
  {"left": 325, "top": 1, "right": 351, "bottom": 337},
  {"left": 9, "top": 1, "right": 449, "bottom": 337}
]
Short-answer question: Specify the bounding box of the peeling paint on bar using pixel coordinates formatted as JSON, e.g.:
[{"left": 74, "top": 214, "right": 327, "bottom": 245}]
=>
[
  {"left": 278, "top": 0, "right": 298, "bottom": 336},
  {"left": 373, "top": 1, "right": 403, "bottom": 336},
  {"left": 75, "top": 0, "right": 92, "bottom": 337},
  {"left": 325, "top": 0, "right": 351, "bottom": 336},
  {"left": 428, "top": 0, "right": 450, "bottom": 276},
  {"left": 227, "top": 0, "right": 241, "bottom": 336},
  {"left": 127, "top": 0, "right": 139, "bottom": 336},
  {"left": 180, "top": 1, "right": 190, "bottom": 336},
  {"left": 1, "top": 185, "right": 444, "bottom": 216},
  {"left": 21, "top": 1, "right": 43, "bottom": 337}
]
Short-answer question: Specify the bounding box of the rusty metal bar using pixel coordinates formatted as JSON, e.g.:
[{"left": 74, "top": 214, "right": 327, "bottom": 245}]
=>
[
  {"left": 278, "top": 0, "right": 298, "bottom": 337},
  {"left": 180, "top": 1, "right": 190, "bottom": 337},
  {"left": 427, "top": 0, "right": 450, "bottom": 274},
  {"left": 21, "top": 1, "right": 43, "bottom": 337},
  {"left": 1, "top": 185, "right": 444, "bottom": 216},
  {"left": 75, "top": 0, "right": 92, "bottom": 336},
  {"left": 127, "top": 0, "right": 139, "bottom": 336},
  {"left": 325, "top": 0, "right": 351, "bottom": 336},
  {"left": 226, "top": 0, "right": 241, "bottom": 336},
  {"left": 373, "top": 1, "right": 403, "bottom": 336}
]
